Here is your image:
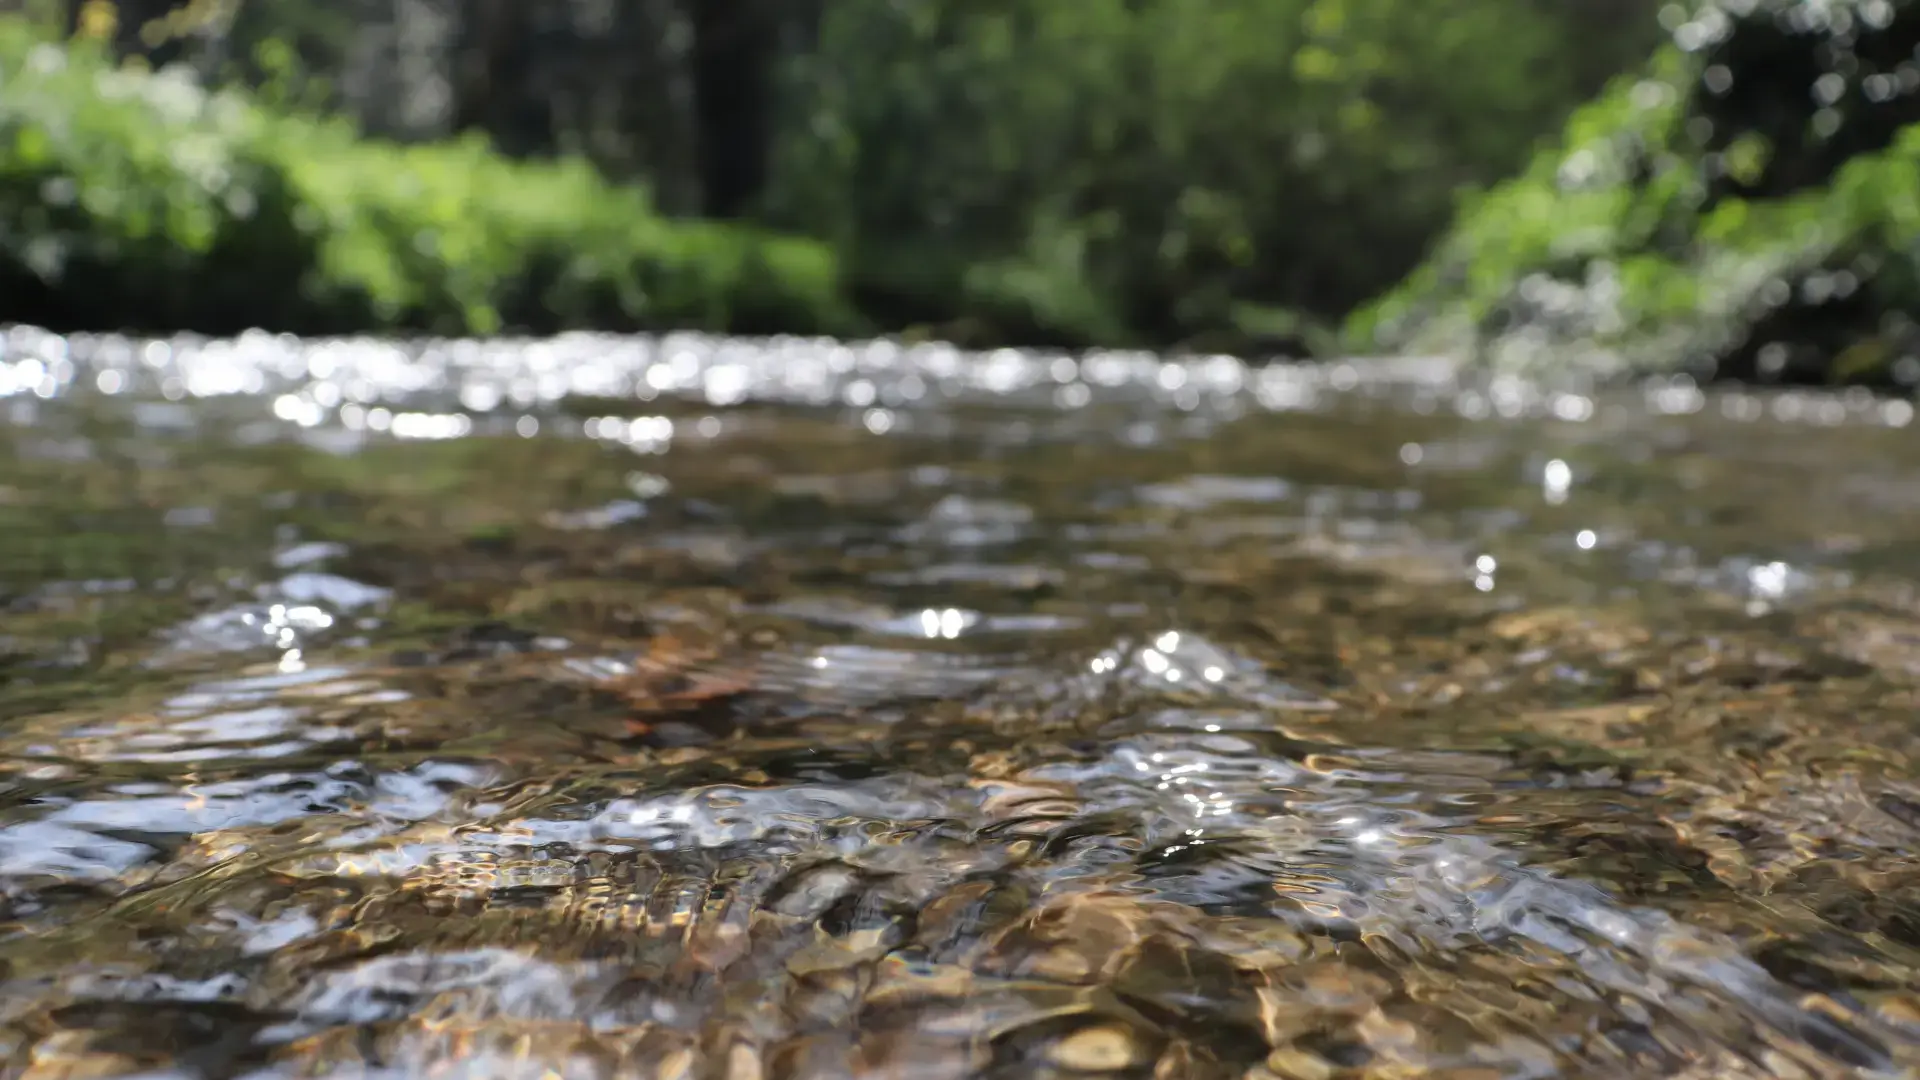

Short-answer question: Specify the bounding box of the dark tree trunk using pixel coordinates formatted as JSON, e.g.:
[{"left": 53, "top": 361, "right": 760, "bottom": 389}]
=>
[
  {"left": 690, "top": 0, "right": 773, "bottom": 218},
  {"left": 451, "top": 0, "right": 550, "bottom": 158}
]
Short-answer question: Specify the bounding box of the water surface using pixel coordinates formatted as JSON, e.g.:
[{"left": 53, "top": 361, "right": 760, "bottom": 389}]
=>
[{"left": 4, "top": 327, "right": 1920, "bottom": 1078}]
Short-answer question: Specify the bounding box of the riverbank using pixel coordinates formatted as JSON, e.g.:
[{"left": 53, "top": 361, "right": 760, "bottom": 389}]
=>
[
  {"left": 1351, "top": 3, "right": 1920, "bottom": 387},
  {"left": 0, "top": 18, "right": 858, "bottom": 342},
  {"left": 6, "top": 7, "right": 1918, "bottom": 384}
]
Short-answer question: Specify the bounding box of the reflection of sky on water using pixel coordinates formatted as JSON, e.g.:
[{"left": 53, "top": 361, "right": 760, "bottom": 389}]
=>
[
  {"left": 0, "top": 661, "right": 492, "bottom": 891},
  {"left": 154, "top": 566, "right": 392, "bottom": 667}
]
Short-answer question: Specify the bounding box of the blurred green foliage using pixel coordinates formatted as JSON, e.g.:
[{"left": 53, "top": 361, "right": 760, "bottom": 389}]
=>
[
  {"left": 762, "top": 0, "right": 1659, "bottom": 351},
  {"left": 0, "top": 15, "right": 858, "bottom": 337},
  {"left": 2, "top": 0, "right": 1662, "bottom": 350},
  {"left": 1349, "top": 0, "right": 1920, "bottom": 384}
]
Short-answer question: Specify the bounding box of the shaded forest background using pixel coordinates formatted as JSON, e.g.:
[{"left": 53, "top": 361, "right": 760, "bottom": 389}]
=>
[
  {"left": 3, "top": 0, "right": 1919, "bottom": 381},
  {"left": 0, "top": 0, "right": 1657, "bottom": 346}
]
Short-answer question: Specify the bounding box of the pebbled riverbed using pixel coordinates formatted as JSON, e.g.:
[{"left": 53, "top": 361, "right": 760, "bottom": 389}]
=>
[{"left": 5, "top": 325, "right": 1920, "bottom": 1078}]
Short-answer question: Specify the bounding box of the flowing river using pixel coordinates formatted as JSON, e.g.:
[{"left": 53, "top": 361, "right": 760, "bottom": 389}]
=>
[{"left": 3, "top": 325, "right": 1920, "bottom": 1078}]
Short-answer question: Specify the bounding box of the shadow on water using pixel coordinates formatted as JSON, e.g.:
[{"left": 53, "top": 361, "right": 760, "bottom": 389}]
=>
[{"left": 4, "top": 327, "right": 1920, "bottom": 1076}]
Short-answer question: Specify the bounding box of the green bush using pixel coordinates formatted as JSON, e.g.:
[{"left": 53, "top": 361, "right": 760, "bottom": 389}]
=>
[
  {"left": 0, "top": 17, "right": 860, "bottom": 338},
  {"left": 1347, "top": 0, "right": 1920, "bottom": 384}
]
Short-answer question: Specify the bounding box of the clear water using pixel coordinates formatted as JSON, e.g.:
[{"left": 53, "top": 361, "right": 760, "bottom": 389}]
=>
[{"left": 3, "top": 326, "right": 1920, "bottom": 1078}]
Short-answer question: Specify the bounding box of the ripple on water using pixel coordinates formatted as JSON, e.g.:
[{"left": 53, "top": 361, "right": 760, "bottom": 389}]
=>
[
  {"left": 153, "top": 566, "right": 391, "bottom": 662},
  {"left": 6, "top": 665, "right": 386, "bottom": 767},
  {"left": 275, "top": 948, "right": 597, "bottom": 1032},
  {"left": 1085, "top": 630, "right": 1339, "bottom": 712},
  {"left": 896, "top": 494, "right": 1035, "bottom": 548},
  {"left": 1018, "top": 732, "right": 1900, "bottom": 1073},
  {"left": 864, "top": 562, "right": 1067, "bottom": 591},
  {"left": 0, "top": 759, "right": 494, "bottom": 897},
  {"left": 1136, "top": 473, "right": 1295, "bottom": 510},
  {"left": 754, "top": 597, "right": 1082, "bottom": 640},
  {"left": 0, "top": 821, "right": 154, "bottom": 884},
  {"left": 748, "top": 643, "right": 1030, "bottom": 709},
  {"left": 482, "top": 778, "right": 964, "bottom": 856}
]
